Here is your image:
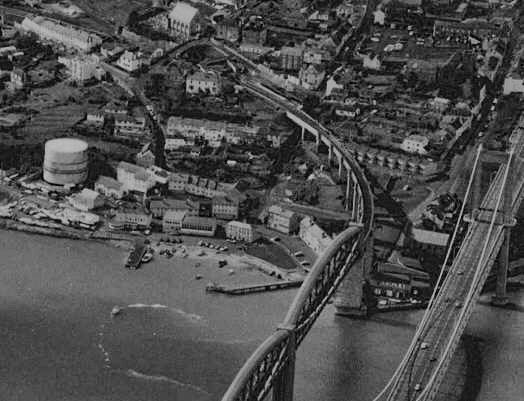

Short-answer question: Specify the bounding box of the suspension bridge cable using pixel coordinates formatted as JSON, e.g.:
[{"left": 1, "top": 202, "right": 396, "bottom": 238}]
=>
[
  {"left": 370, "top": 144, "right": 483, "bottom": 401},
  {"left": 416, "top": 147, "right": 515, "bottom": 401}
]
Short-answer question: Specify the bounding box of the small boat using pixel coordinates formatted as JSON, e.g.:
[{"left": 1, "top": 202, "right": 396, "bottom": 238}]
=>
[
  {"left": 218, "top": 260, "right": 227, "bottom": 268},
  {"left": 111, "top": 306, "right": 123, "bottom": 317},
  {"left": 228, "top": 269, "right": 235, "bottom": 275},
  {"left": 195, "top": 274, "right": 203, "bottom": 280},
  {"left": 141, "top": 252, "right": 153, "bottom": 263}
]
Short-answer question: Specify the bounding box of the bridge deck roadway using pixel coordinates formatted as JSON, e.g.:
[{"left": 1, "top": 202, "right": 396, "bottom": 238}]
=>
[{"left": 387, "top": 132, "right": 524, "bottom": 401}]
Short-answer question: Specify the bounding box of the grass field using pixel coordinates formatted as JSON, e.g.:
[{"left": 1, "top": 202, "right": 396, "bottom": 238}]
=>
[{"left": 245, "top": 238, "right": 298, "bottom": 271}]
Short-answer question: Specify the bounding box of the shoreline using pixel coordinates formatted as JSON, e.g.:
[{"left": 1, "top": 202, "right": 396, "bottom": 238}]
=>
[{"left": 0, "top": 219, "right": 299, "bottom": 280}]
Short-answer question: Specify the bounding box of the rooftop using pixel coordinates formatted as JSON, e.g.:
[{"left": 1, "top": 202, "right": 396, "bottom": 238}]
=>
[{"left": 169, "top": 2, "right": 199, "bottom": 24}]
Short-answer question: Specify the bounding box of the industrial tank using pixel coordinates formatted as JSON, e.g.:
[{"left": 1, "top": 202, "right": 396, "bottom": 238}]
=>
[{"left": 43, "top": 138, "right": 88, "bottom": 186}]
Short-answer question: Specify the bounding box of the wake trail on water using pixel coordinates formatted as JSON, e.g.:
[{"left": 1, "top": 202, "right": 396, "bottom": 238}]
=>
[
  {"left": 125, "top": 304, "right": 205, "bottom": 323},
  {"left": 124, "top": 369, "right": 210, "bottom": 395}
]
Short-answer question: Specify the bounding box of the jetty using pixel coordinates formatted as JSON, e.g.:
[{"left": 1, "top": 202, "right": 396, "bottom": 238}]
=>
[
  {"left": 206, "top": 280, "right": 303, "bottom": 295},
  {"left": 125, "top": 240, "right": 147, "bottom": 270}
]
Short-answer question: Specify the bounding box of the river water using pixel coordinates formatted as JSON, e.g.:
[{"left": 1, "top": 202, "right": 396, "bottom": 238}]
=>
[{"left": 0, "top": 231, "right": 521, "bottom": 401}]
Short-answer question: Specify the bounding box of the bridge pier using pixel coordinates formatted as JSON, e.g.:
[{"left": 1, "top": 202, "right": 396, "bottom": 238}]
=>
[{"left": 334, "top": 235, "right": 374, "bottom": 318}]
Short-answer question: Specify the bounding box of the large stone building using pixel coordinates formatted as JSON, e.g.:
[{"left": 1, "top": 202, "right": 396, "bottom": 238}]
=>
[
  {"left": 169, "top": 2, "right": 201, "bottom": 39},
  {"left": 225, "top": 221, "right": 254, "bottom": 242},
  {"left": 20, "top": 16, "right": 102, "bottom": 52},
  {"left": 267, "top": 205, "right": 300, "bottom": 234},
  {"left": 116, "top": 162, "right": 155, "bottom": 193}
]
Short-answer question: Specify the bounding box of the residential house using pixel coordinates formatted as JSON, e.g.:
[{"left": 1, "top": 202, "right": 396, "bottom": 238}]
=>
[
  {"left": 166, "top": 116, "right": 260, "bottom": 147},
  {"left": 216, "top": 18, "right": 239, "bottom": 42},
  {"left": 300, "top": 64, "right": 325, "bottom": 90},
  {"left": 362, "top": 52, "right": 381, "bottom": 70},
  {"left": 116, "top": 50, "right": 145, "bottom": 73},
  {"left": 299, "top": 216, "right": 333, "bottom": 256},
  {"left": 136, "top": 143, "right": 156, "bottom": 168},
  {"left": 9, "top": 68, "right": 26, "bottom": 90},
  {"left": 114, "top": 114, "right": 148, "bottom": 141},
  {"left": 400, "top": 135, "right": 429, "bottom": 155},
  {"left": 186, "top": 71, "right": 221, "bottom": 95},
  {"left": 86, "top": 111, "right": 105, "bottom": 126}
]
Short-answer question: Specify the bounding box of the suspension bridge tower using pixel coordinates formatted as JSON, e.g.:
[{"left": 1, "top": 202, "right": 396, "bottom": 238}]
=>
[{"left": 466, "top": 142, "right": 518, "bottom": 306}]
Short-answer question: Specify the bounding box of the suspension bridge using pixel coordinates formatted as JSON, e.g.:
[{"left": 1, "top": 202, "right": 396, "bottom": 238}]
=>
[{"left": 218, "top": 74, "right": 524, "bottom": 401}]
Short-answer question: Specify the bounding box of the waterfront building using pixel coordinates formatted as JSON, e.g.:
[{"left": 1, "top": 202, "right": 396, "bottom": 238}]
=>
[
  {"left": 150, "top": 198, "right": 194, "bottom": 218},
  {"left": 299, "top": 217, "right": 333, "bottom": 256},
  {"left": 225, "top": 220, "right": 253, "bottom": 242},
  {"left": 180, "top": 215, "right": 217, "bottom": 237},
  {"left": 68, "top": 188, "right": 104, "bottom": 212},
  {"left": 212, "top": 196, "right": 239, "bottom": 220},
  {"left": 186, "top": 71, "right": 221, "bottom": 96},
  {"left": 267, "top": 205, "right": 300, "bottom": 235},
  {"left": 116, "top": 161, "right": 155, "bottom": 193},
  {"left": 169, "top": 2, "right": 201, "bottom": 39},
  {"left": 404, "top": 228, "right": 449, "bottom": 258},
  {"left": 94, "top": 176, "right": 125, "bottom": 199},
  {"left": 111, "top": 210, "right": 152, "bottom": 230},
  {"left": 370, "top": 261, "right": 431, "bottom": 301},
  {"left": 19, "top": 16, "right": 102, "bottom": 52},
  {"left": 162, "top": 210, "right": 187, "bottom": 232}
]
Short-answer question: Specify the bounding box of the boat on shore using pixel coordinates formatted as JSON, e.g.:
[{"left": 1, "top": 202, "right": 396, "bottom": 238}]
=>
[{"left": 141, "top": 251, "right": 153, "bottom": 263}]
